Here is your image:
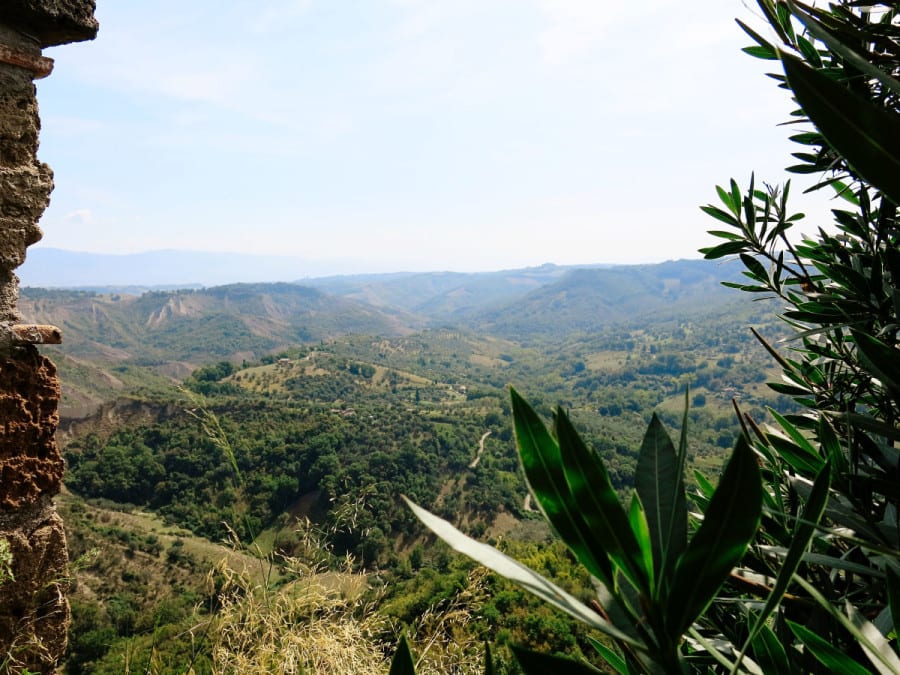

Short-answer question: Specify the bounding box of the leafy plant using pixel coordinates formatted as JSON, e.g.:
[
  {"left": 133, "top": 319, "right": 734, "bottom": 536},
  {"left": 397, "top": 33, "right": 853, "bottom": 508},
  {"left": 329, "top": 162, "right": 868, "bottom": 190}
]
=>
[
  {"left": 696, "top": 1, "right": 900, "bottom": 672},
  {"left": 406, "top": 1, "right": 900, "bottom": 672},
  {"left": 407, "top": 389, "right": 764, "bottom": 673}
]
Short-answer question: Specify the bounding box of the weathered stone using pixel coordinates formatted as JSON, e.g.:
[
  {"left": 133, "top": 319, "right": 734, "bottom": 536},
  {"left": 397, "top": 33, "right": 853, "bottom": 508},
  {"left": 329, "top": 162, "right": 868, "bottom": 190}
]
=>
[
  {"left": 0, "top": 1, "right": 98, "bottom": 48},
  {"left": 0, "top": 348, "right": 62, "bottom": 508},
  {"left": 0, "top": 501, "right": 70, "bottom": 673},
  {"left": 0, "top": 3, "right": 97, "bottom": 671},
  {"left": 0, "top": 164, "right": 54, "bottom": 221}
]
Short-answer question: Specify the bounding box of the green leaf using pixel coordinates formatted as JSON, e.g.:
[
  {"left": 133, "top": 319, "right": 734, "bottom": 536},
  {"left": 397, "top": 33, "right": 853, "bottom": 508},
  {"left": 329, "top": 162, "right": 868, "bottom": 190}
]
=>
[
  {"left": 795, "top": 34, "right": 822, "bottom": 68},
  {"left": 743, "top": 45, "right": 778, "bottom": 60},
  {"left": 887, "top": 567, "right": 900, "bottom": 638},
  {"left": 748, "top": 624, "right": 792, "bottom": 675},
  {"left": 511, "top": 645, "right": 605, "bottom": 675},
  {"left": 793, "top": 576, "right": 900, "bottom": 674},
  {"left": 700, "top": 240, "right": 749, "bottom": 259},
  {"left": 635, "top": 413, "right": 686, "bottom": 597},
  {"left": 556, "top": 407, "right": 650, "bottom": 594},
  {"left": 403, "top": 497, "right": 645, "bottom": 648},
  {"left": 786, "top": 2, "right": 900, "bottom": 99},
  {"left": 817, "top": 417, "right": 847, "bottom": 476},
  {"left": 767, "top": 408, "right": 825, "bottom": 474},
  {"left": 390, "top": 634, "right": 416, "bottom": 675},
  {"left": 787, "top": 621, "right": 871, "bottom": 675},
  {"left": 484, "top": 642, "right": 495, "bottom": 675},
  {"left": 587, "top": 637, "right": 629, "bottom": 675},
  {"left": 740, "top": 253, "right": 769, "bottom": 283},
  {"left": 700, "top": 205, "right": 741, "bottom": 227},
  {"left": 707, "top": 229, "right": 745, "bottom": 241},
  {"left": 736, "top": 18, "right": 779, "bottom": 60},
  {"left": 852, "top": 330, "right": 900, "bottom": 397},
  {"left": 717, "top": 185, "right": 739, "bottom": 217},
  {"left": 779, "top": 52, "right": 900, "bottom": 204},
  {"left": 847, "top": 602, "right": 900, "bottom": 675},
  {"left": 667, "top": 437, "right": 762, "bottom": 638},
  {"left": 510, "top": 388, "right": 613, "bottom": 585},
  {"left": 693, "top": 469, "right": 715, "bottom": 500},
  {"left": 844, "top": 412, "right": 900, "bottom": 444},
  {"left": 733, "top": 462, "right": 831, "bottom": 673},
  {"left": 628, "top": 493, "right": 655, "bottom": 596}
]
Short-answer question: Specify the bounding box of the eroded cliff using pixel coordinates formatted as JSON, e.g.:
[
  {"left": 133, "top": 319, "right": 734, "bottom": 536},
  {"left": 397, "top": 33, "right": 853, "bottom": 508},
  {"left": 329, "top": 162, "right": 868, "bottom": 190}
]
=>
[{"left": 0, "top": 2, "right": 97, "bottom": 672}]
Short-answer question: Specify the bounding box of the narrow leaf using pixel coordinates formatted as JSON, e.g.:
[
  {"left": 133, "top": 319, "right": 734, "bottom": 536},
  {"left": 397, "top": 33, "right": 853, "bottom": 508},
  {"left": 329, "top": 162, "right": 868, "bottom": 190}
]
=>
[
  {"left": 628, "top": 494, "right": 655, "bottom": 596},
  {"left": 749, "top": 624, "right": 792, "bottom": 675},
  {"left": 587, "top": 637, "right": 629, "bottom": 675},
  {"left": 793, "top": 576, "right": 900, "bottom": 674},
  {"left": 390, "top": 634, "right": 416, "bottom": 675},
  {"left": 635, "top": 413, "right": 686, "bottom": 597},
  {"left": 511, "top": 645, "right": 605, "bottom": 675},
  {"left": 557, "top": 408, "right": 651, "bottom": 594},
  {"left": 404, "top": 497, "right": 645, "bottom": 648},
  {"left": 888, "top": 567, "right": 900, "bottom": 638},
  {"left": 740, "top": 253, "right": 769, "bottom": 282},
  {"left": 700, "top": 205, "right": 741, "bottom": 227},
  {"left": 511, "top": 388, "right": 613, "bottom": 584},
  {"left": 733, "top": 462, "right": 831, "bottom": 673},
  {"left": 847, "top": 602, "right": 900, "bottom": 675},
  {"left": 852, "top": 330, "right": 900, "bottom": 397},
  {"left": 787, "top": 621, "right": 871, "bottom": 675},
  {"left": 667, "top": 437, "right": 762, "bottom": 638},
  {"left": 779, "top": 52, "right": 900, "bottom": 204},
  {"left": 717, "top": 185, "right": 739, "bottom": 217},
  {"left": 787, "top": 2, "right": 900, "bottom": 99}
]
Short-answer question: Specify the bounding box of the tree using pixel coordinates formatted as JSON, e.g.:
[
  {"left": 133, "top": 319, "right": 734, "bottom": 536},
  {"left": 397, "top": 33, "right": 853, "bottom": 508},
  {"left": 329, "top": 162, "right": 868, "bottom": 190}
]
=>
[{"left": 404, "top": 2, "right": 900, "bottom": 672}]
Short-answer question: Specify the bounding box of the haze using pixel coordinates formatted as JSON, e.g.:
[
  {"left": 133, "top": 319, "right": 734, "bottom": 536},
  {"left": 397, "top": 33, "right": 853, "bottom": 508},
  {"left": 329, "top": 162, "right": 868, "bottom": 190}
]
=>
[{"left": 35, "top": 1, "right": 816, "bottom": 275}]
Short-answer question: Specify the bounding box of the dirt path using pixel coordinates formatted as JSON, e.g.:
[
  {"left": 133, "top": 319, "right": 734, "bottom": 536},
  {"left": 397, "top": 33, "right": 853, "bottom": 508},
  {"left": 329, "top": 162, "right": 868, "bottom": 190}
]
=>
[{"left": 468, "top": 431, "right": 492, "bottom": 469}]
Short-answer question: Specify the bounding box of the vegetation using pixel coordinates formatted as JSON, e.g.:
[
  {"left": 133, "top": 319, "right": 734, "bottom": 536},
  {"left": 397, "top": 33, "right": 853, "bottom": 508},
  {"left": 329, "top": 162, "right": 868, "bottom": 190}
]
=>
[
  {"left": 406, "top": 1, "right": 900, "bottom": 672},
  {"left": 57, "top": 293, "right": 777, "bottom": 671}
]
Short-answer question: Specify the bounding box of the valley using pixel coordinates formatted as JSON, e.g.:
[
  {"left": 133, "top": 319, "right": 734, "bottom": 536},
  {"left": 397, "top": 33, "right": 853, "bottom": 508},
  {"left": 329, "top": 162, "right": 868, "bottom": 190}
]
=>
[{"left": 22, "top": 258, "right": 790, "bottom": 672}]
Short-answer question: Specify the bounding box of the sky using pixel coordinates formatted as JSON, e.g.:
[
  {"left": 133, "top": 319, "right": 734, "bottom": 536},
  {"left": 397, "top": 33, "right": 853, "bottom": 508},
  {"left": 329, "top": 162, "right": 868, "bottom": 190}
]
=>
[{"left": 33, "top": 0, "right": 828, "bottom": 275}]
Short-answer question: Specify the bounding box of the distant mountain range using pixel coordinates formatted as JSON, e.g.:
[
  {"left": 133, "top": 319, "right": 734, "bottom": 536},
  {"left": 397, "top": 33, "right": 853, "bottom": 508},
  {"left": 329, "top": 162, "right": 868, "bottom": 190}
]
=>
[
  {"left": 20, "top": 257, "right": 749, "bottom": 362},
  {"left": 18, "top": 256, "right": 753, "bottom": 417}
]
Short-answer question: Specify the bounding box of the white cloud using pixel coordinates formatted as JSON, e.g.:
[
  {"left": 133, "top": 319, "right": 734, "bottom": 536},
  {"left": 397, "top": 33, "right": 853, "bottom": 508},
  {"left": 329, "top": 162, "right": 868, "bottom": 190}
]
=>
[{"left": 63, "top": 208, "right": 94, "bottom": 226}]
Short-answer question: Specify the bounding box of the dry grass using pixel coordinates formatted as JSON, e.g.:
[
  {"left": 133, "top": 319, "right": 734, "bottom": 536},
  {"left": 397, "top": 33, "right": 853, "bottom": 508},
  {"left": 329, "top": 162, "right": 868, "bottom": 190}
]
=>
[
  {"left": 205, "top": 517, "right": 493, "bottom": 674},
  {"left": 207, "top": 520, "right": 390, "bottom": 674},
  {"left": 405, "top": 567, "right": 490, "bottom": 675},
  {"left": 209, "top": 562, "right": 389, "bottom": 674}
]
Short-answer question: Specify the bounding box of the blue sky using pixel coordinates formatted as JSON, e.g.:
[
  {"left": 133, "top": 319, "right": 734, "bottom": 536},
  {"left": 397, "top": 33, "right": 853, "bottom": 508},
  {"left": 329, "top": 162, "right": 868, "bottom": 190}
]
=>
[{"left": 34, "top": 1, "right": 823, "bottom": 275}]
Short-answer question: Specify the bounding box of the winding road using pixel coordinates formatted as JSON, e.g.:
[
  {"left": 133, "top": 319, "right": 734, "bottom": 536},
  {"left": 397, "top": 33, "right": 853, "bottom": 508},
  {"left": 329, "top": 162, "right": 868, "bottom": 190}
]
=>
[{"left": 468, "top": 431, "right": 492, "bottom": 469}]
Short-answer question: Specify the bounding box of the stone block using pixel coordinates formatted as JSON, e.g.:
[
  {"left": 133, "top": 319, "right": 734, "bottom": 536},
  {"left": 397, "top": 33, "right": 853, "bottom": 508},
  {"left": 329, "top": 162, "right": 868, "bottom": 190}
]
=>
[{"left": 0, "top": 1, "right": 98, "bottom": 48}]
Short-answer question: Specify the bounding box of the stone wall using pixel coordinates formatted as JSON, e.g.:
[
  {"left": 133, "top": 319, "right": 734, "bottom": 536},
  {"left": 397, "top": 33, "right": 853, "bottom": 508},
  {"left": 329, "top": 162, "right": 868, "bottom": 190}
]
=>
[{"left": 0, "top": 2, "right": 97, "bottom": 672}]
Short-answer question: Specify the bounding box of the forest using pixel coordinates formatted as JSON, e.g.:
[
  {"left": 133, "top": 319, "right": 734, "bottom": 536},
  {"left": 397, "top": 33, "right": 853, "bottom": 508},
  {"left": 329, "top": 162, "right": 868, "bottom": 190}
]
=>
[{"left": 38, "top": 266, "right": 788, "bottom": 674}]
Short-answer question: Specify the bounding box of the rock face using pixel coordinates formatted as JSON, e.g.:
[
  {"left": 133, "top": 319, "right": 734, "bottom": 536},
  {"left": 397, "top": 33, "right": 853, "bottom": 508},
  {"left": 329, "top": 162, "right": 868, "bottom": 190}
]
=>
[{"left": 0, "top": 2, "right": 97, "bottom": 672}]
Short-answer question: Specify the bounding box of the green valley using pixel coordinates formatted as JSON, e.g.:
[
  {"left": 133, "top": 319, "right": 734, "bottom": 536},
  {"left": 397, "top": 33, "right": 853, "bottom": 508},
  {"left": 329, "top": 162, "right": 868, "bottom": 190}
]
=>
[{"left": 18, "top": 259, "right": 795, "bottom": 672}]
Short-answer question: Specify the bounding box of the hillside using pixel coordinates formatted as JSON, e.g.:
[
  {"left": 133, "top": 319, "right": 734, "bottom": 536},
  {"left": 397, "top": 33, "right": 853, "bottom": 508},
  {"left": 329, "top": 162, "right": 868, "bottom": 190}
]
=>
[
  {"left": 306, "top": 263, "right": 583, "bottom": 318},
  {"left": 44, "top": 257, "right": 794, "bottom": 673},
  {"left": 19, "top": 283, "right": 422, "bottom": 415},
  {"left": 473, "top": 258, "right": 749, "bottom": 340}
]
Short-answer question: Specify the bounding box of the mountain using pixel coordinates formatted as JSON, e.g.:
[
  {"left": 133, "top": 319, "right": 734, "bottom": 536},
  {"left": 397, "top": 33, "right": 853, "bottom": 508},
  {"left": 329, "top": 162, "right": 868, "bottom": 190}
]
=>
[
  {"left": 20, "top": 283, "right": 421, "bottom": 363},
  {"left": 19, "top": 258, "right": 755, "bottom": 415},
  {"left": 19, "top": 283, "right": 422, "bottom": 416},
  {"left": 472, "top": 258, "right": 750, "bottom": 339},
  {"left": 306, "top": 264, "right": 589, "bottom": 318}
]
